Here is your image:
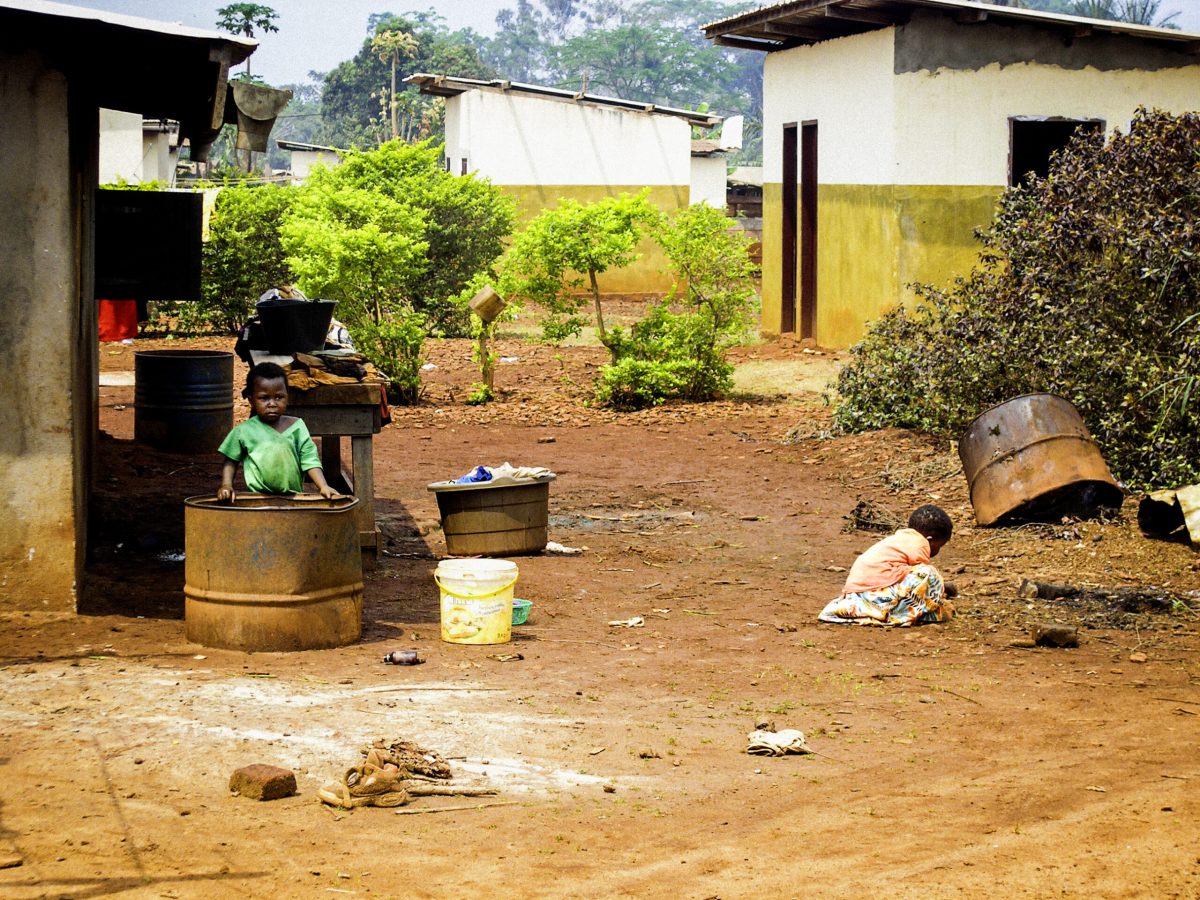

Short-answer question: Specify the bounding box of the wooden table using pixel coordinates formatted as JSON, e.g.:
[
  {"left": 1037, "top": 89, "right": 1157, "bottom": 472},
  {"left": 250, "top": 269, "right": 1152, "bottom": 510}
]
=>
[{"left": 284, "top": 381, "right": 384, "bottom": 562}]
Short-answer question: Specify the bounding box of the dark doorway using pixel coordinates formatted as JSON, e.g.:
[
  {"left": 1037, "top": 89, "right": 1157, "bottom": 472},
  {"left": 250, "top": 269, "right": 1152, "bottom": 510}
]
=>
[
  {"left": 799, "top": 121, "right": 818, "bottom": 341},
  {"left": 1009, "top": 117, "right": 1103, "bottom": 186},
  {"left": 781, "top": 123, "right": 797, "bottom": 334}
]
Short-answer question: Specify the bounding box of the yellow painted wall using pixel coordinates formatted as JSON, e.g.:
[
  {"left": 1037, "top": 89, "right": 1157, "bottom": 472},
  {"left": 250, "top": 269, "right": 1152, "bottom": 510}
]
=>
[
  {"left": 760, "top": 183, "right": 783, "bottom": 334},
  {"left": 761, "top": 182, "right": 1002, "bottom": 348},
  {"left": 501, "top": 183, "right": 688, "bottom": 294}
]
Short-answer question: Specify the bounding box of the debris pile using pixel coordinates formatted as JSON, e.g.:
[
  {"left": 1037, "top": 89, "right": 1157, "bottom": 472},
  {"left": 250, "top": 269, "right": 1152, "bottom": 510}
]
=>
[
  {"left": 286, "top": 351, "right": 387, "bottom": 390},
  {"left": 318, "top": 738, "right": 495, "bottom": 811}
]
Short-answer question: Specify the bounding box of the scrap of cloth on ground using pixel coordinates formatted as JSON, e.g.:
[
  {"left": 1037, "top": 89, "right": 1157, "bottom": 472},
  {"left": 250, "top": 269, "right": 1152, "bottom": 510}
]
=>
[{"left": 218, "top": 416, "right": 321, "bottom": 494}]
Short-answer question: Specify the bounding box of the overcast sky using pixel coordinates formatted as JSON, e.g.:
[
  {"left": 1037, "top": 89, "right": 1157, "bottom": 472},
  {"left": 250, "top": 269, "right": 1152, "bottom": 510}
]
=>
[{"left": 56, "top": 0, "right": 1200, "bottom": 86}]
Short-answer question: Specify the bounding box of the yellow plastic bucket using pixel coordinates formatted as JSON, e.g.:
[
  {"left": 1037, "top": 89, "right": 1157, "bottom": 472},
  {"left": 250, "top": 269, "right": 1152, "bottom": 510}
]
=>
[{"left": 435, "top": 559, "right": 518, "bottom": 645}]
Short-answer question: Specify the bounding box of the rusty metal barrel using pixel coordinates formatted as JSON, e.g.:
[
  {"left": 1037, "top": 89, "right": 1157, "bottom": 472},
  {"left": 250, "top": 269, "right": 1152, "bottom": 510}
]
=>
[
  {"left": 184, "top": 494, "right": 362, "bottom": 651},
  {"left": 959, "top": 394, "right": 1123, "bottom": 526},
  {"left": 135, "top": 350, "right": 233, "bottom": 454}
]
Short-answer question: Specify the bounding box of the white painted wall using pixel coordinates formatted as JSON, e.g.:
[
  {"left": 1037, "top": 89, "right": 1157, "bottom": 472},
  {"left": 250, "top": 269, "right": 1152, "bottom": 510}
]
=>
[
  {"left": 690, "top": 155, "right": 728, "bottom": 209},
  {"left": 98, "top": 108, "right": 143, "bottom": 184},
  {"left": 895, "top": 62, "right": 1200, "bottom": 185},
  {"left": 141, "top": 126, "right": 177, "bottom": 184},
  {"left": 762, "top": 28, "right": 897, "bottom": 185},
  {"left": 446, "top": 90, "right": 692, "bottom": 186},
  {"left": 289, "top": 148, "right": 342, "bottom": 185},
  {"left": 760, "top": 22, "right": 1200, "bottom": 189}
]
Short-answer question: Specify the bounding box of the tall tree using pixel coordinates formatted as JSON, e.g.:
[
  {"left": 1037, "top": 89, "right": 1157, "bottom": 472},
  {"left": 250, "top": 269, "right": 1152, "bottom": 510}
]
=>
[
  {"left": 983, "top": 0, "right": 1177, "bottom": 24},
  {"left": 371, "top": 30, "right": 419, "bottom": 140},
  {"left": 215, "top": 3, "right": 280, "bottom": 80},
  {"left": 320, "top": 12, "right": 493, "bottom": 147},
  {"left": 482, "top": 0, "right": 762, "bottom": 159}
]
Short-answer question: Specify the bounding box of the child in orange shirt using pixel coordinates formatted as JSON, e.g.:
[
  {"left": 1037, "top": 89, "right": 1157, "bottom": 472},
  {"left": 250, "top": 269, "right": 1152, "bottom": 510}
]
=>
[{"left": 818, "top": 505, "right": 956, "bottom": 627}]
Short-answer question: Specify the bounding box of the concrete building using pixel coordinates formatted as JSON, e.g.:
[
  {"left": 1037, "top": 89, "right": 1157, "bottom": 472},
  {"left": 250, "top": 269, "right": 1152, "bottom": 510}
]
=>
[
  {"left": 704, "top": 0, "right": 1200, "bottom": 347},
  {"left": 407, "top": 74, "right": 722, "bottom": 294},
  {"left": 276, "top": 139, "right": 345, "bottom": 185},
  {"left": 99, "top": 109, "right": 180, "bottom": 184},
  {"left": 0, "top": 0, "right": 262, "bottom": 611}
]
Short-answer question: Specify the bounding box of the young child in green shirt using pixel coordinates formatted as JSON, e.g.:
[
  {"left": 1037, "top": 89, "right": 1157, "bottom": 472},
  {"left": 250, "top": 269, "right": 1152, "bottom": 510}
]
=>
[{"left": 217, "top": 362, "right": 338, "bottom": 502}]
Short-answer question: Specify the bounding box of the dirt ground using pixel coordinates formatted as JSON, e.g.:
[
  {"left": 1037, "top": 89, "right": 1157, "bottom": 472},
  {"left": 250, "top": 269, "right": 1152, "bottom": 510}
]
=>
[{"left": 2, "top": 324, "right": 1198, "bottom": 899}]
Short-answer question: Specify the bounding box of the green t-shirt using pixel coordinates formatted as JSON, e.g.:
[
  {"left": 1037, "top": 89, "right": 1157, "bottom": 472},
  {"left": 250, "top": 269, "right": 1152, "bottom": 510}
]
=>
[{"left": 218, "top": 416, "right": 322, "bottom": 494}]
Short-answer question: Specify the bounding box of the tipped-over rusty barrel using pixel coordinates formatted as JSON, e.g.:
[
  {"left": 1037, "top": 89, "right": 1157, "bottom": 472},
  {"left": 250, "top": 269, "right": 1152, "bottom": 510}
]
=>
[
  {"left": 185, "top": 494, "right": 362, "bottom": 651},
  {"left": 959, "top": 394, "right": 1123, "bottom": 526}
]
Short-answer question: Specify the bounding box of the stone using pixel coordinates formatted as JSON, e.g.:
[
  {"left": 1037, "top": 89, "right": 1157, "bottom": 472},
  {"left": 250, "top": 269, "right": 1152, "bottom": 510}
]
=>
[
  {"left": 229, "top": 764, "right": 297, "bottom": 801},
  {"left": 1031, "top": 624, "right": 1079, "bottom": 648}
]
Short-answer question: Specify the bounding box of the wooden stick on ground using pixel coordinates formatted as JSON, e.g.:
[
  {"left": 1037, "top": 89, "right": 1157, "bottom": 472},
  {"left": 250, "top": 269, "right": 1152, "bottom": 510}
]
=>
[
  {"left": 407, "top": 786, "right": 497, "bottom": 797},
  {"left": 394, "top": 800, "right": 520, "bottom": 816}
]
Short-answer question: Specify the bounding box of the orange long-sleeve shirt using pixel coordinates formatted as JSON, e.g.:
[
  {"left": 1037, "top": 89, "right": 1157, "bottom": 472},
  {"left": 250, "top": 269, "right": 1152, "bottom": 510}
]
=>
[{"left": 842, "top": 528, "right": 931, "bottom": 594}]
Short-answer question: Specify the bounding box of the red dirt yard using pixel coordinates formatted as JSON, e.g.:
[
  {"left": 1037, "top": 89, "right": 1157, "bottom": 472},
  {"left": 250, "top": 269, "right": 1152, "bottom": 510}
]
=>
[{"left": 1, "top": 330, "right": 1198, "bottom": 899}]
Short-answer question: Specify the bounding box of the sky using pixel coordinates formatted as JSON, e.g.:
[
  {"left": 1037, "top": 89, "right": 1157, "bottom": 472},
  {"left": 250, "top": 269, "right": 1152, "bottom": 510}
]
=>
[{"left": 51, "top": 0, "right": 1200, "bottom": 86}]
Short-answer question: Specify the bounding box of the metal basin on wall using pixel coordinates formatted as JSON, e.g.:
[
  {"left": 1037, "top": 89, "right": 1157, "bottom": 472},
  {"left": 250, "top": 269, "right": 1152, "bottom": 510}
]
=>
[
  {"left": 184, "top": 494, "right": 362, "bottom": 651},
  {"left": 959, "top": 394, "right": 1124, "bottom": 526}
]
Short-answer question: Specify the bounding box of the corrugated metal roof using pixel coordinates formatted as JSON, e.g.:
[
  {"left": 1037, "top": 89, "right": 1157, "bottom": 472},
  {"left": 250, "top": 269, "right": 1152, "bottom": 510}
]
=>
[
  {"left": 703, "top": 0, "right": 1200, "bottom": 51},
  {"left": 405, "top": 73, "right": 723, "bottom": 128},
  {"left": 1, "top": 0, "right": 256, "bottom": 51},
  {"left": 277, "top": 140, "right": 344, "bottom": 154}
]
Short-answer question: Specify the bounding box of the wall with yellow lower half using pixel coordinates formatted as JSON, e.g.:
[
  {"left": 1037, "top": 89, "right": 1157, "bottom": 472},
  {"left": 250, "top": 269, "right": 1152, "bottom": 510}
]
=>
[
  {"left": 761, "top": 182, "right": 1002, "bottom": 348},
  {"left": 501, "top": 183, "right": 687, "bottom": 295}
]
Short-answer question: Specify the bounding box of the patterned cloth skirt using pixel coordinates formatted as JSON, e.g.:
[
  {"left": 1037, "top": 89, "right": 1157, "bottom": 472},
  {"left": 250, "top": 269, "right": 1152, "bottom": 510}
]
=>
[{"left": 818, "top": 564, "right": 954, "bottom": 627}]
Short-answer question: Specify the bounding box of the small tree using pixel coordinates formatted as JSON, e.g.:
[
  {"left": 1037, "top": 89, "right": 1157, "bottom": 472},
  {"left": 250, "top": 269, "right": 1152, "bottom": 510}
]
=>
[
  {"left": 501, "top": 191, "right": 661, "bottom": 355},
  {"left": 278, "top": 141, "right": 512, "bottom": 403},
  {"left": 314, "top": 141, "right": 514, "bottom": 335}
]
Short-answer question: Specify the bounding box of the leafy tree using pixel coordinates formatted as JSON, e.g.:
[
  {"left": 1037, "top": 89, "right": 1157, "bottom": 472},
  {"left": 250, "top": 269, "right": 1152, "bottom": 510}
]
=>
[
  {"left": 596, "top": 203, "right": 758, "bottom": 409},
  {"left": 281, "top": 174, "right": 431, "bottom": 403},
  {"left": 501, "top": 191, "right": 661, "bottom": 354},
  {"left": 482, "top": 0, "right": 762, "bottom": 161},
  {"left": 215, "top": 3, "right": 280, "bottom": 79},
  {"left": 278, "top": 140, "right": 513, "bottom": 401},
  {"left": 201, "top": 183, "right": 294, "bottom": 333},
  {"left": 982, "top": 0, "right": 1178, "bottom": 25},
  {"left": 312, "top": 140, "right": 515, "bottom": 334},
  {"left": 320, "top": 12, "right": 493, "bottom": 147},
  {"left": 834, "top": 108, "right": 1200, "bottom": 490}
]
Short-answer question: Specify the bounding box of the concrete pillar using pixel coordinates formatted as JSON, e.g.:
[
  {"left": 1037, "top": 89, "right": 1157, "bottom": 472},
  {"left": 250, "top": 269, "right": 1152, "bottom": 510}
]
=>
[{"left": 0, "top": 50, "right": 83, "bottom": 610}]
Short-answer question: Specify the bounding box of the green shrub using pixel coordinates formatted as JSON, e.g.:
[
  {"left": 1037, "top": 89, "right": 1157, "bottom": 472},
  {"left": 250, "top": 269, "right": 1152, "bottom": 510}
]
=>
[
  {"left": 281, "top": 172, "right": 430, "bottom": 402},
  {"left": 309, "top": 140, "right": 514, "bottom": 336},
  {"left": 280, "top": 140, "right": 512, "bottom": 402},
  {"left": 594, "top": 203, "right": 757, "bottom": 410},
  {"left": 201, "top": 183, "right": 295, "bottom": 333},
  {"left": 834, "top": 108, "right": 1200, "bottom": 489}
]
